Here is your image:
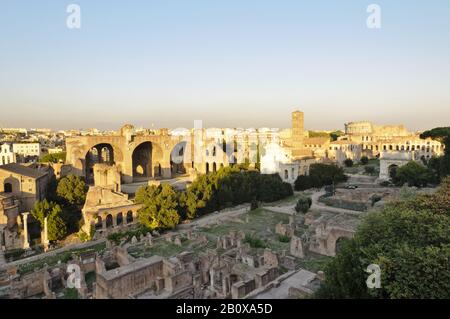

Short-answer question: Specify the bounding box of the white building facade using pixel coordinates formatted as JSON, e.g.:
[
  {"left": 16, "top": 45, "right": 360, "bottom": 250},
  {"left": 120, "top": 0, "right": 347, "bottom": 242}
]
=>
[
  {"left": 12, "top": 143, "right": 41, "bottom": 159},
  {"left": 0, "top": 144, "right": 15, "bottom": 166}
]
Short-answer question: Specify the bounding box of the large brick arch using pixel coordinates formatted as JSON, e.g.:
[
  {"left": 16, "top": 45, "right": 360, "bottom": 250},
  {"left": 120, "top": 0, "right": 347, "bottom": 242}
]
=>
[
  {"left": 326, "top": 228, "right": 354, "bottom": 257},
  {"left": 65, "top": 133, "right": 183, "bottom": 183}
]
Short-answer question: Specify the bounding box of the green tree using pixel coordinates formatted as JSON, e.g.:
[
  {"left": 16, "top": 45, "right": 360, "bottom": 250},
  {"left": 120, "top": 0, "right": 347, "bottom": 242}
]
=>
[
  {"left": 344, "top": 158, "right": 353, "bottom": 167},
  {"left": 40, "top": 152, "right": 66, "bottom": 163},
  {"left": 315, "top": 177, "right": 450, "bottom": 299},
  {"left": 420, "top": 127, "right": 450, "bottom": 141},
  {"left": 295, "top": 195, "right": 312, "bottom": 214},
  {"left": 56, "top": 175, "right": 88, "bottom": 206},
  {"left": 309, "top": 163, "right": 347, "bottom": 186},
  {"left": 31, "top": 200, "right": 67, "bottom": 241},
  {"left": 360, "top": 156, "right": 369, "bottom": 165},
  {"left": 419, "top": 128, "right": 450, "bottom": 180},
  {"left": 330, "top": 130, "right": 344, "bottom": 141},
  {"left": 364, "top": 165, "right": 376, "bottom": 175},
  {"left": 294, "top": 175, "right": 313, "bottom": 191},
  {"left": 135, "top": 184, "right": 180, "bottom": 230},
  {"left": 393, "top": 161, "right": 434, "bottom": 187}
]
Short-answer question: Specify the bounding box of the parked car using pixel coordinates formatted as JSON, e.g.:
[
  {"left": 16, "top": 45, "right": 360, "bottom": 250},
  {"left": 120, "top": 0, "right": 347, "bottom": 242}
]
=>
[{"left": 346, "top": 184, "right": 358, "bottom": 189}]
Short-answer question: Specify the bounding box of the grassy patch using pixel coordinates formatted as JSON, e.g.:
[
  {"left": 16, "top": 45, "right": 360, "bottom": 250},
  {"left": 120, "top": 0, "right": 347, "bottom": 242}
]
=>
[{"left": 296, "top": 252, "right": 332, "bottom": 273}]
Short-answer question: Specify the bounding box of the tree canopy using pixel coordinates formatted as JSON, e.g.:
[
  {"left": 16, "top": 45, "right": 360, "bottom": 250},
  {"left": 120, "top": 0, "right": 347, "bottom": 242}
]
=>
[
  {"left": 31, "top": 199, "right": 67, "bottom": 241},
  {"left": 420, "top": 127, "right": 450, "bottom": 141},
  {"left": 179, "top": 166, "right": 292, "bottom": 220},
  {"left": 295, "top": 195, "right": 312, "bottom": 214},
  {"left": 392, "top": 161, "right": 435, "bottom": 187},
  {"left": 40, "top": 152, "right": 66, "bottom": 163},
  {"left": 56, "top": 175, "right": 88, "bottom": 206},
  {"left": 135, "top": 183, "right": 180, "bottom": 230},
  {"left": 315, "top": 177, "right": 450, "bottom": 299},
  {"left": 294, "top": 163, "right": 347, "bottom": 191}
]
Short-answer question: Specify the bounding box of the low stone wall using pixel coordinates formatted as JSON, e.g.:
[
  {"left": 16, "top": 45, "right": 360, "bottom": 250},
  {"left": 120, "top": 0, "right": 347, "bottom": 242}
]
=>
[{"left": 318, "top": 195, "right": 368, "bottom": 212}]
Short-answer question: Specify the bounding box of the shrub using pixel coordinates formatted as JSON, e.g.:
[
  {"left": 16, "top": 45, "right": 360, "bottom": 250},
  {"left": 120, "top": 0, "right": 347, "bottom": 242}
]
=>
[
  {"left": 295, "top": 164, "right": 347, "bottom": 190},
  {"left": 364, "top": 166, "right": 376, "bottom": 175},
  {"left": 360, "top": 156, "right": 369, "bottom": 165},
  {"left": 344, "top": 158, "right": 354, "bottom": 167},
  {"left": 295, "top": 195, "right": 312, "bottom": 214},
  {"left": 278, "top": 234, "right": 290, "bottom": 243},
  {"left": 250, "top": 199, "right": 259, "bottom": 211},
  {"left": 393, "top": 161, "right": 434, "bottom": 187},
  {"left": 244, "top": 234, "right": 266, "bottom": 248},
  {"left": 294, "top": 175, "right": 313, "bottom": 191},
  {"left": 379, "top": 181, "right": 390, "bottom": 187},
  {"left": 370, "top": 194, "right": 382, "bottom": 206}
]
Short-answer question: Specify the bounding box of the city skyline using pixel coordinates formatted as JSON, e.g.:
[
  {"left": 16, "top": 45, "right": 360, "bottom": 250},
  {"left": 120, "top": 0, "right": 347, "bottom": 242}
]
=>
[{"left": 1, "top": 0, "right": 450, "bottom": 130}]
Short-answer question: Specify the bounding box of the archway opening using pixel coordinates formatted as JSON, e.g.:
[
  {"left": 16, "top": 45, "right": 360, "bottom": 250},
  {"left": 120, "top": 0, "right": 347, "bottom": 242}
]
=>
[
  {"left": 85, "top": 143, "right": 115, "bottom": 183},
  {"left": 95, "top": 216, "right": 103, "bottom": 231},
  {"left": 132, "top": 142, "right": 153, "bottom": 181},
  {"left": 4, "top": 183, "right": 12, "bottom": 193},
  {"left": 105, "top": 214, "right": 113, "bottom": 228},
  {"left": 388, "top": 164, "right": 398, "bottom": 180},
  {"left": 170, "top": 142, "right": 187, "bottom": 175},
  {"left": 117, "top": 213, "right": 123, "bottom": 226},
  {"left": 126, "top": 211, "right": 133, "bottom": 224}
]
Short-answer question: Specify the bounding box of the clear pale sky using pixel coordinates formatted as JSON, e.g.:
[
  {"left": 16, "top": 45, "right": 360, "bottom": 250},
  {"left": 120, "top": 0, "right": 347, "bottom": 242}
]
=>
[{"left": 0, "top": 0, "right": 449, "bottom": 131}]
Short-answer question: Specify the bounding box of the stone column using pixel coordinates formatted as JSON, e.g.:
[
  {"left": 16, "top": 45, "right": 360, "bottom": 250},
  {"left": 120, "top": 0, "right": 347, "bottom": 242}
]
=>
[
  {"left": 22, "top": 212, "right": 30, "bottom": 249},
  {"left": 0, "top": 225, "right": 5, "bottom": 264},
  {"left": 43, "top": 217, "right": 49, "bottom": 252},
  {"left": 0, "top": 226, "right": 5, "bottom": 265},
  {"left": 210, "top": 268, "right": 215, "bottom": 290},
  {"left": 0, "top": 225, "right": 4, "bottom": 247}
]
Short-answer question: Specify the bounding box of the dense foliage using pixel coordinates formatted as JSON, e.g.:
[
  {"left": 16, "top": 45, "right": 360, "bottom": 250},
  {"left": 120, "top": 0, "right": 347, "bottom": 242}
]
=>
[
  {"left": 344, "top": 159, "right": 353, "bottom": 167},
  {"left": 295, "top": 195, "right": 312, "bottom": 214},
  {"left": 135, "top": 183, "right": 180, "bottom": 230},
  {"left": 179, "top": 166, "right": 292, "bottom": 220},
  {"left": 134, "top": 167, "right": 293, "bottom": 231},
  {"left": 315, "top": 177, "right": 450, "bottom": 299},
  {"left": 419, "top": 127, "right": 450, "bottom": 181},
  {"left": 39, "top": 152, "right": 66, "bottom": 163},
  {"left": 392, "top": 161, "right": 435, "bottom": 187},
  {"left": 360, "top": 156, "right": 369, "bottom": 165},
  {"left": 294, "top": 163, "right": 347, "bottom": 191},
  {"left": 31, "top": 199, "right": 67, "bottom": 241},
  {"left": 420, "top": 127, "right": 450, "bottom": 140},
  {"left": 364, "top": 166, "right": 376, "bottom": 175},
  {"left": 56, "top": 175, "right": 88, "bottom": 206}
]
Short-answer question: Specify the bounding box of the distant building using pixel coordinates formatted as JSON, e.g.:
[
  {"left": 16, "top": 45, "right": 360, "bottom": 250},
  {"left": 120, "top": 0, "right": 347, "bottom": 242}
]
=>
[
  {"left": 0, "top": 143, "right": 15, "bottom": 165},
  {"left": 0, "top": 163, "right": 49, "bottom": 212},
  {"left": 13, "top": 142, "right": 41, "bottom": 162}
]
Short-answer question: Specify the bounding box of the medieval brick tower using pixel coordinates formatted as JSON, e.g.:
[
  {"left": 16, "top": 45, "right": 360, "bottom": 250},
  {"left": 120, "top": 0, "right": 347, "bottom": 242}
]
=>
[{"left": 291, "top": 110, "right": 305, "bottom": 157}]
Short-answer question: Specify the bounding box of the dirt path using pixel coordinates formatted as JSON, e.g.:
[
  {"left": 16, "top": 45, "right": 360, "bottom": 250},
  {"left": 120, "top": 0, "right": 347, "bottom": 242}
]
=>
[
  {"left": 178, "top": 205, "right": 250, "bottom": 229},
  {"left": 264, "top": 190, "right": 365, "bottom": 216}
]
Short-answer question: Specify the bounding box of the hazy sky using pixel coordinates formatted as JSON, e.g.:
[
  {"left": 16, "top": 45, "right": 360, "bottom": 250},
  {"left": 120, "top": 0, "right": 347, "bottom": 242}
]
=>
[{"left": 1, "top": 0, "right": 449, "bottom": 131}]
